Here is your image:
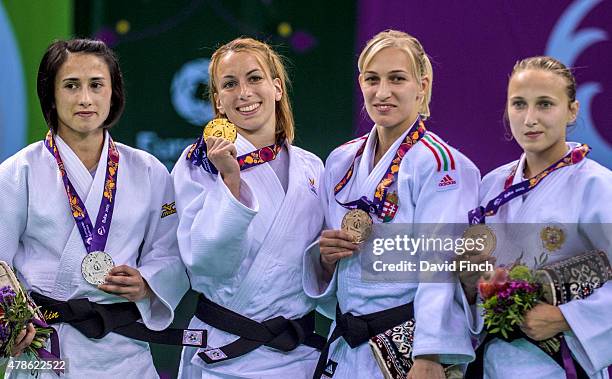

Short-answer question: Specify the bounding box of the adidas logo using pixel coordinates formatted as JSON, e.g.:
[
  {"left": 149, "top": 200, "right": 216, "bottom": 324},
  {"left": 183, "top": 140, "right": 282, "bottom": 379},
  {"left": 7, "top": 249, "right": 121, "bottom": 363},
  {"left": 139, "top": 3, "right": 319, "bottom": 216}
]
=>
[{"left": 438, "top": 174, "right": 457, "bottom": 187}]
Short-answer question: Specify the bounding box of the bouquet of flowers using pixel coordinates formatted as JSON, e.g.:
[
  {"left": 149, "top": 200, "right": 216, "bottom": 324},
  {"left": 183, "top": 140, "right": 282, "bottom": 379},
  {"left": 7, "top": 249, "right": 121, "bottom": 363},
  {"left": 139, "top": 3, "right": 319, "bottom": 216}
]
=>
[
  {"left": 0, "top": 261, "right": 53, "bottom": 358},
  {"left": 477, "top": 263, "right": 541, "bottom": 340}
]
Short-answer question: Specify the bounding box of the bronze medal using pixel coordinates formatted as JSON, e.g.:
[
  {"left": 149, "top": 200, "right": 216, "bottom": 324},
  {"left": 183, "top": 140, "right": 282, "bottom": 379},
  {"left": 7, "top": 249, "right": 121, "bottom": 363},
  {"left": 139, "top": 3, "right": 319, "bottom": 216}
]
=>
[
  {"left": 341, "top": 209, "right": 373, "bottom": 244},
  {"left": 462, "top": 224, "right": 496, "bottom": 256},
  {"left": 203, "top": 118, "right": 237, "bottom": 143}
]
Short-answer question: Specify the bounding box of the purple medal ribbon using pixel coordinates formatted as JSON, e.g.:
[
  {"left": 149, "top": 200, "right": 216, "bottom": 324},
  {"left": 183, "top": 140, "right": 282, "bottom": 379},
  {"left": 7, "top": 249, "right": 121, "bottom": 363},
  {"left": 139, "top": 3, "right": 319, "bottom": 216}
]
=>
[
  {"left": 31, "top": 317, "right": 63, "bottom": 375},
  {"left": 44, "top": 131, "right": 119, "bottom": 253},
  {"left": 468, "top": 144, "right": 590, "bottom": 225},
  {"left": 186, "top": 134, "right": 284, "bottom": 174},
  {"left": 334, "top": 118, "right": 427, "bottom": 222},
  {"left": 42, "top": 131, "right": 119, "bottom": 369}
]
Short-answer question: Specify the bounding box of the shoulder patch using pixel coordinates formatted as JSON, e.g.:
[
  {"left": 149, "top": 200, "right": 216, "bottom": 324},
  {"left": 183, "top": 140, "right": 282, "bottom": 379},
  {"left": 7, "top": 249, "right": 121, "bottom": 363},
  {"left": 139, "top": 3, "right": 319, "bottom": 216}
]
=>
[
  {"left": 421, "top": 133, "right": 456, "bottom": 171},
  {"left": 161, "top": 201, "right": 177, "bottom": 218}
]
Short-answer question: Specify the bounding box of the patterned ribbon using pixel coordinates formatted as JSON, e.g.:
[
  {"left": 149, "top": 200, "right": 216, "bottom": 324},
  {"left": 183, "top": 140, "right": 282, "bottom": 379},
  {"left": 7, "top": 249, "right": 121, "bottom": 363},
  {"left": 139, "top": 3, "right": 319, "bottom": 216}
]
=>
[
  {"left": 44, "top": 131, "right": 119, "bottom": 253},
  {"left": 186, "top": 133, "right": 284, "bottom": 174},
  {"left": 467, "top": 144, "right": 590, "bottom": 225},
  {"left": 333, "top": 118, "right": 427, "bottom": 222}
]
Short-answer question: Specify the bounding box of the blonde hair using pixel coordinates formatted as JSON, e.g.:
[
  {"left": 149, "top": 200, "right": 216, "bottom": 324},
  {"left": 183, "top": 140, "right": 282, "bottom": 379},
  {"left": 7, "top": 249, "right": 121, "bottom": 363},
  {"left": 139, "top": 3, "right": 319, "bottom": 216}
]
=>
[
  {"left": 510, "top": 56, "right": 576, "bottom": 104},
  {"left": 358, "top": 29, "right": 433, "bottom": 119},
  {"left": 208, "top": 37, "right": 294, "bottom": 143}
]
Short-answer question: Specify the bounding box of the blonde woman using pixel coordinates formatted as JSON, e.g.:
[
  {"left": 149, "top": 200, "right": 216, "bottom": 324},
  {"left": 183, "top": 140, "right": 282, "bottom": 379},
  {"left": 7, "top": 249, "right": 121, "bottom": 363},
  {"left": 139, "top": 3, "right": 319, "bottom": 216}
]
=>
[
  {"left": 303, "top": 30, "right": 479, "bottom": 379},
  {"left": 173, "top": 37, "right": 325, "bottom": 378}
]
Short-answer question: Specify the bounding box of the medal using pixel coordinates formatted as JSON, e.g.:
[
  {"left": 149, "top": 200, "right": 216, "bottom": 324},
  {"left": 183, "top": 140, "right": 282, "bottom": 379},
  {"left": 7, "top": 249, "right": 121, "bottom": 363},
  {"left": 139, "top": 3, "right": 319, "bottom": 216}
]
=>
[
  {"left": 203, "top": 118, "right": 237, "bottom": 143},
  {"left": 81, "top": 251, "right": 115, "bottom": 285},
  {"left": 341, "top": 209, "right": 373, "bottom": 244},
  {"left": 45, "top": 131, "right": 119, "bottom": 286},
  {"left": 462, "top": 224, "right": 496, "bottom": 256}
]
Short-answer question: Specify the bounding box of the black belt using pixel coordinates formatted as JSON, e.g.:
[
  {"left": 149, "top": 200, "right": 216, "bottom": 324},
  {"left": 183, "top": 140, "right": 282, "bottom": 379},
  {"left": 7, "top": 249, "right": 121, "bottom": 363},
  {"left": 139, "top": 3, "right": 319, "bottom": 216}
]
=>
[
  {"left": 465, "top": 332, "right": 589, "bottom": 379},
  {"left": 194, "top": 294, "right": 326, "bottom": 364},
  {"left": 313, "top": 302, "right": 414, "bottom": 379},
  {"left": 31, "top": 292, "right": 207, "bottom": 347}
]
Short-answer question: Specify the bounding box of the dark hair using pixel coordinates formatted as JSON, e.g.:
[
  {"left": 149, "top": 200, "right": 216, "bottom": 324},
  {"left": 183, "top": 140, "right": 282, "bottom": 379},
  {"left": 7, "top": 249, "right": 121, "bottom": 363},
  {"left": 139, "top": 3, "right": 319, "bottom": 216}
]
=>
[{"left": 37, "top": 39, "right": 125, "bottom": 133}]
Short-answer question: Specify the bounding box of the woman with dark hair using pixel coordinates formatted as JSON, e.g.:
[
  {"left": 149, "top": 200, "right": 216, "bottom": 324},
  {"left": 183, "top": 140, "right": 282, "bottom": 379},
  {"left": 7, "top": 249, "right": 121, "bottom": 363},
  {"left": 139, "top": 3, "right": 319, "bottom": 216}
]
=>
[{"left": 0, "top": 39, "right": 189, "bottom": 377}]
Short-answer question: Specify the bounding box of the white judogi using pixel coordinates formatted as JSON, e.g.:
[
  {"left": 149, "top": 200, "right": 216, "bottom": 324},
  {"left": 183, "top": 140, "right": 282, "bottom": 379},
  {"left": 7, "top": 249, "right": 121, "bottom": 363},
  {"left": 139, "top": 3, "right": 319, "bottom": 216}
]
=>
[
  {"left": 303, "top": 121, "right": 480, "bottom": 378},
  {"left": 0, "top": 132, "right": 189, "bottom": 378},
  {"left": 478, "top": 142, "right": 612, "bottom": 379},
  {"left": 173, "top": 135, "right": 325, "bottom": 378}
]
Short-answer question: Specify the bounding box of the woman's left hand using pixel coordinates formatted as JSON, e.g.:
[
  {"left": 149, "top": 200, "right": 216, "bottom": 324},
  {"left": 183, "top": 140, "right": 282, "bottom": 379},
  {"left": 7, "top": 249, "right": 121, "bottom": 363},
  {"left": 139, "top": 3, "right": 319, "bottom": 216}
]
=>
[
  {"left": 521, "top": 302, "right": 570, "bottom": 341},
  {"left": 408, "top": 356, "right": 445, "bottom": 379},
  {"left": 99, "top": 265, "right": 152, "bottom": 302}
]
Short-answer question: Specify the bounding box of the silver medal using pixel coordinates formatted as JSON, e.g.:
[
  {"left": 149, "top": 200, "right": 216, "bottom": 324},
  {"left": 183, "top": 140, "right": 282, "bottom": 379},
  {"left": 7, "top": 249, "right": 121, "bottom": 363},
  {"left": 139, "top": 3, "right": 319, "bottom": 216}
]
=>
[{"left": 81, "top": 251, "right": 115, "bottom": 285}]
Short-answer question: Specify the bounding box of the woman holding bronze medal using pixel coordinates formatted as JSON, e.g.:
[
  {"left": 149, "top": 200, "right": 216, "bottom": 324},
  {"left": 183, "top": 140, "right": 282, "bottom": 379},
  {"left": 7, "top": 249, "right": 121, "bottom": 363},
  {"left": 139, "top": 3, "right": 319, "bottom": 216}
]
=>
[
  {"left": 0, "top": 39, "right": 190, "bottom": 377},
  {"left": 173, "top": 38, "right": 326, "bottom": 378},
  {"left": 303, "top": 30, "right": 481, "bottom": 379},
  {"left": 462, "top": 57, "right": 612, "bottom": 378}
]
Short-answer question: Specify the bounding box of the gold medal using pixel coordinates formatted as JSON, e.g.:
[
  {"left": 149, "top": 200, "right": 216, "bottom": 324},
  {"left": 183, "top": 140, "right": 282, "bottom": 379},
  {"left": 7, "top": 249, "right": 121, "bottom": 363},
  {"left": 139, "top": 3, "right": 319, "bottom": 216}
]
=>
[
  {"left": 540, "top": 225, "right": 565, "bottom": 252},
  {"left": 462, "top": 224, "right": 496, "bottom": 256},
  {"left": 203, "top": 118, "right": 237, "bottom": 143},
  {"left": 341, "top": 209, "right": 373, "bottom": 244}
]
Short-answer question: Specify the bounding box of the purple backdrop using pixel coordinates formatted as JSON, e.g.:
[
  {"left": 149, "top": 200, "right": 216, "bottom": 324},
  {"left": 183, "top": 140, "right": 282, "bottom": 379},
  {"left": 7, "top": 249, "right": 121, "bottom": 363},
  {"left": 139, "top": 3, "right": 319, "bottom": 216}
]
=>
[{"left": 355, "top": 0, "right": 612, "bottom": 174}]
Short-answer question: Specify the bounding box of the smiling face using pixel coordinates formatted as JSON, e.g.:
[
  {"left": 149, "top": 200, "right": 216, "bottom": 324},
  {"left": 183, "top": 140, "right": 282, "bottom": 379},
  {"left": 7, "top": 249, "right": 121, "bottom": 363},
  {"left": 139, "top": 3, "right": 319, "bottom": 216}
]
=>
[
  {"left": 507, "top": 68, "right": 578, "bottom": 160},
  {"left": 359, "top": 47, "right": 428, "bottom": 134},
  {"left": 214, "top": 51, "right": 282, "bottom": 139},
  {"left": 54, "top": 53, "right": 112, "bottom": 139}
]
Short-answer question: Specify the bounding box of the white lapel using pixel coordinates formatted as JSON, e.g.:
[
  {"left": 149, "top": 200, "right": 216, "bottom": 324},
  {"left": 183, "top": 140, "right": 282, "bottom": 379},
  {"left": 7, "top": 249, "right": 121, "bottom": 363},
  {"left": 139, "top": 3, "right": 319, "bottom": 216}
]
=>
[
  {"left": 52, "top": 132, "right": 110, "bottom": 298},
  {"left": 349, "top": 124, "right": 412, "bottom": 204},
  {"left": 55, "top": 131, "right": 109, "bottom": 223},
  {"left": 235, "top": 134, "right": 285, "bottom": 203}
]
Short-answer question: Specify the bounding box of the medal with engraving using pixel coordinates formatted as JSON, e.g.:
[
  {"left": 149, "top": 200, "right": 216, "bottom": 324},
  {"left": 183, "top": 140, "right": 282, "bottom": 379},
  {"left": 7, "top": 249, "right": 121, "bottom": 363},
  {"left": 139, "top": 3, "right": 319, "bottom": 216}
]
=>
[
  {"left": 203, "top": 118, "right": 237, "bottom": 143},
  {"left": 341, "top": 209, "right": 374, "bottom": 244},
  {"left": 333, "top": 118, "right": 427, "bottom": 225},
  {"left": 81, "top": 251, "right": 115, "bottom": 285},
  {"left": 44, "top": 131, "right": 118, "bottom": 285},
  {"left": 187, "top": 119, "right": 284, "bottom": 175},
  {"left": 462, "top": 224, "right": 496, "bottom": 256}
]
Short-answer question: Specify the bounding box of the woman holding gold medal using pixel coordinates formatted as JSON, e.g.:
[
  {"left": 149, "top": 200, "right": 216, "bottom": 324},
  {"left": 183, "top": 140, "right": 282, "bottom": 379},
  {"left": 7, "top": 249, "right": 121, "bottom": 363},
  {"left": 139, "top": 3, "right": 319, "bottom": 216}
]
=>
[
  {"left": 0, "top": 39, "right": 190, "bottom": 377},
  {"left": 462, "top": 57, "right": 612, "bottom": 379},
  {"left": 303, "top": 30, "right": 481, "bottom": 379},
  {"left": 173, "top": 38, "right": 326, "bottom": 378}
]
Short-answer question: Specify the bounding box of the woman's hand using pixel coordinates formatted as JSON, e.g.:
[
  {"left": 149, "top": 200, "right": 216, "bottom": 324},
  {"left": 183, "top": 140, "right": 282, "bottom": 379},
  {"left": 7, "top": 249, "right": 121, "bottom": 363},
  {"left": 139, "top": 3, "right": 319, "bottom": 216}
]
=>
[
  {"left": 319, "top": 229, "right": 358, "bottom": 281},
  {"left": 457, "top": 252, "right": 496, "bottom": 304},
  {"left": 99, "top": 265, "right": 153, "bottom": 302},
  {"left": 206, "top": 136, "right": 240, "bottom": 198},
  {"left": 11, "top": 322, "right": 36, "bottom": 357},
  {"left": 521, "top": 302, "right": 570, "bottom": 341},
  {"left": 408, "top": 356, "right": 445, "bottom": 379}
]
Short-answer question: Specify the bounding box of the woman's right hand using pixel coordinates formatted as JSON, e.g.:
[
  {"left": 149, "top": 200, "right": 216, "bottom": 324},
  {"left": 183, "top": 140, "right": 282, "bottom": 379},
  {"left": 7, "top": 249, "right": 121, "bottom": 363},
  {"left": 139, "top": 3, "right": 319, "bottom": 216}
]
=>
[
  {"left": 11, "top": 322, "right": 36, "bottom": 357},
  {"left": 206, "top": 136, "right": 241, "bottom": 198},
  {"left": 319, "top": 229, "right": 359, "bottom": 280}
]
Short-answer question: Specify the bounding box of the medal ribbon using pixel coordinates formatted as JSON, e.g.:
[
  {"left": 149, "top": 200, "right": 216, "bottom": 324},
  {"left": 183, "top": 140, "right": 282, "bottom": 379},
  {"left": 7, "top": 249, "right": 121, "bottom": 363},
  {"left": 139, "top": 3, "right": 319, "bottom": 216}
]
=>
[
  {"left": 44, "top": 131, "right": 119, "bottom": 253},
  {"left": 186, "top": 133, "right": 284, "bottom": 174},
  {"left": 468, "top": 144, "right": 590, "bottom": 225},
  {"left": 334, "top": 118, "right": 427, "bottom": 222}
]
